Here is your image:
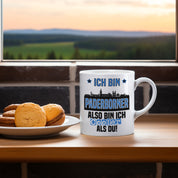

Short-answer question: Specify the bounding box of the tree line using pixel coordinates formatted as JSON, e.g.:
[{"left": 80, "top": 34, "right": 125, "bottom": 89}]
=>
[
  {"left": 3, "top": 47, "right": 83, "bottom": 60},
  {"left": 74, "top": 35, "right": 175, "bottom": 59},
  {"left": 3, "top": 34, "right": 90, "bottom": 47}
]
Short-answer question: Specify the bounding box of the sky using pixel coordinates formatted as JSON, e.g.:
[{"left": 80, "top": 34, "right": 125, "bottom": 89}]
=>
[{"left": 3, "top": 0, "right": 175, "bottom": 33}]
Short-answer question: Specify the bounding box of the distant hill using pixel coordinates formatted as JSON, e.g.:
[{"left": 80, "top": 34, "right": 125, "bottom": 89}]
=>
[{"left": 4, "top": 28, "right": 174, "bottom": 37}]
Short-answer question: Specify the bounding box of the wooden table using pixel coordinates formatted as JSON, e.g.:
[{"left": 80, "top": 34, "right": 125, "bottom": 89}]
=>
[{"left": 0, "top": 115, "right": 178, "bottom": 163}]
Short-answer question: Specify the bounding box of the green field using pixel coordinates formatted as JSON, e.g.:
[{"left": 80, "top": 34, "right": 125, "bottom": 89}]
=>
[
  {"left": 3, "top": 34, "right": 175, "bottom": 60},
  {"left": 4, "top": 42, "right": 115, "bottom": 59}
]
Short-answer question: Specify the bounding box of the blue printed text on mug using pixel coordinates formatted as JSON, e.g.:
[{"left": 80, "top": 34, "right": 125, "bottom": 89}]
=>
[{"left": 94, "top": 78, "right": 120, "bottom": 87}]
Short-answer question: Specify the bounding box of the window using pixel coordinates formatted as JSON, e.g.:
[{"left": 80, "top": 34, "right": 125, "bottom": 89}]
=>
[{"left": 1, "top": 0, "right": 177, "bottom": 61}]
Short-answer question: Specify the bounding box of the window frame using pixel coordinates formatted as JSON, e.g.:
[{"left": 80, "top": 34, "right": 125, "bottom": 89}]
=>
[
  {"left": 176, "top": 0, "right": 178, "bottom": 62},
  {"left": 0, "top": 0, "right": 2, "bottom": 61},
  {"left": 0, "top": 0, "right": 177, "bottom": 63}
]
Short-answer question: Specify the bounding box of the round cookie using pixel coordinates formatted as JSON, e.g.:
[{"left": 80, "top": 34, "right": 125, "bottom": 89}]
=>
[
  {"left": 4, "top": 104, "right": 20, "bottom": 112},
  {"left": 42, "top": 104, "right": 65, "bottom": 126},
  {"left": 3, "top": 110, "right": 15, "bottom": 117},
  {"left": 15, "top": 103, "right": 46, "bottom": 127},
  {"left": 0, "top": 115, "right": 15, "bottom": 127}
]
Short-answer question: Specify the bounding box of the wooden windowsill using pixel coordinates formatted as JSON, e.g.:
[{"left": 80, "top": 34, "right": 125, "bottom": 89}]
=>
[{"left": 0, "top": 114, "right": 178, "bottom": 163}]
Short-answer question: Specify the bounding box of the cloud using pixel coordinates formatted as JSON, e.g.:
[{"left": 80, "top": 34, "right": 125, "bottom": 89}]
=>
[
  {"left": 83, "top": 0, "right": 175, "bottom": 9},
  {"left": 4, "top": 0, "right": 175, "bottom": 9}
]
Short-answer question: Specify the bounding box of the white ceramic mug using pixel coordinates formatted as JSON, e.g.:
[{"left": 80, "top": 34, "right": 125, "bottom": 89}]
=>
[{"left": 80, "top": 70, "right": 157, "bottom": 136}]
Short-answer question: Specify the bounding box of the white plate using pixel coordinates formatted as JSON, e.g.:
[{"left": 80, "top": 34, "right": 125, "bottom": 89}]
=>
[{"left": 0, "top": 115, "right": 80, "bottom": 139}]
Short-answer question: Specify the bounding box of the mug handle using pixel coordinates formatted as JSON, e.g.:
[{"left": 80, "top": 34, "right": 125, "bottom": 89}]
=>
[{"left": 134, "top": 77, "right": 157, "bottom": 120}]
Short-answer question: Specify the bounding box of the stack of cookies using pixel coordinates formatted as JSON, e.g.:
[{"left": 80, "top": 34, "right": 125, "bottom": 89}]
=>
[
  {"left": 0, "top": 103, "right": 65, "bottom": 127},
  {"left": 0, "top": 104, "right": 19, "bottom": 127}
]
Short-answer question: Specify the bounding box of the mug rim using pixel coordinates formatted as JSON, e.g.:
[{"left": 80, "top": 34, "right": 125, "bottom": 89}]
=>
[{"left": 80, "top": 69, "right": 135, "bottom": 75}]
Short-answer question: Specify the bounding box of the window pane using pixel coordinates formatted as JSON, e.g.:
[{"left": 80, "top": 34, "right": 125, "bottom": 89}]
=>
[{"left": 3, "top": 0, "right": 175, "bottom": 60}]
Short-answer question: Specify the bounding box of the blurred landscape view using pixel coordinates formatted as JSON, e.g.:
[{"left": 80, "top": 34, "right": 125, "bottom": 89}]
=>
[{"left": 3, "top": 0, "right": 175, "bottom": 60}]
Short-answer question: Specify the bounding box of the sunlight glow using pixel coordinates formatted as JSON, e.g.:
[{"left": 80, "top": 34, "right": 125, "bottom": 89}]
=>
[{"left": 3, "top": 0, "right": 175, "bottom": 33}]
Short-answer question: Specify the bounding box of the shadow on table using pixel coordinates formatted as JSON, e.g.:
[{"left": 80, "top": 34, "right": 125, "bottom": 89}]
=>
[{"left": 0, "top": 132, "right": 78, "bottom": 146}]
